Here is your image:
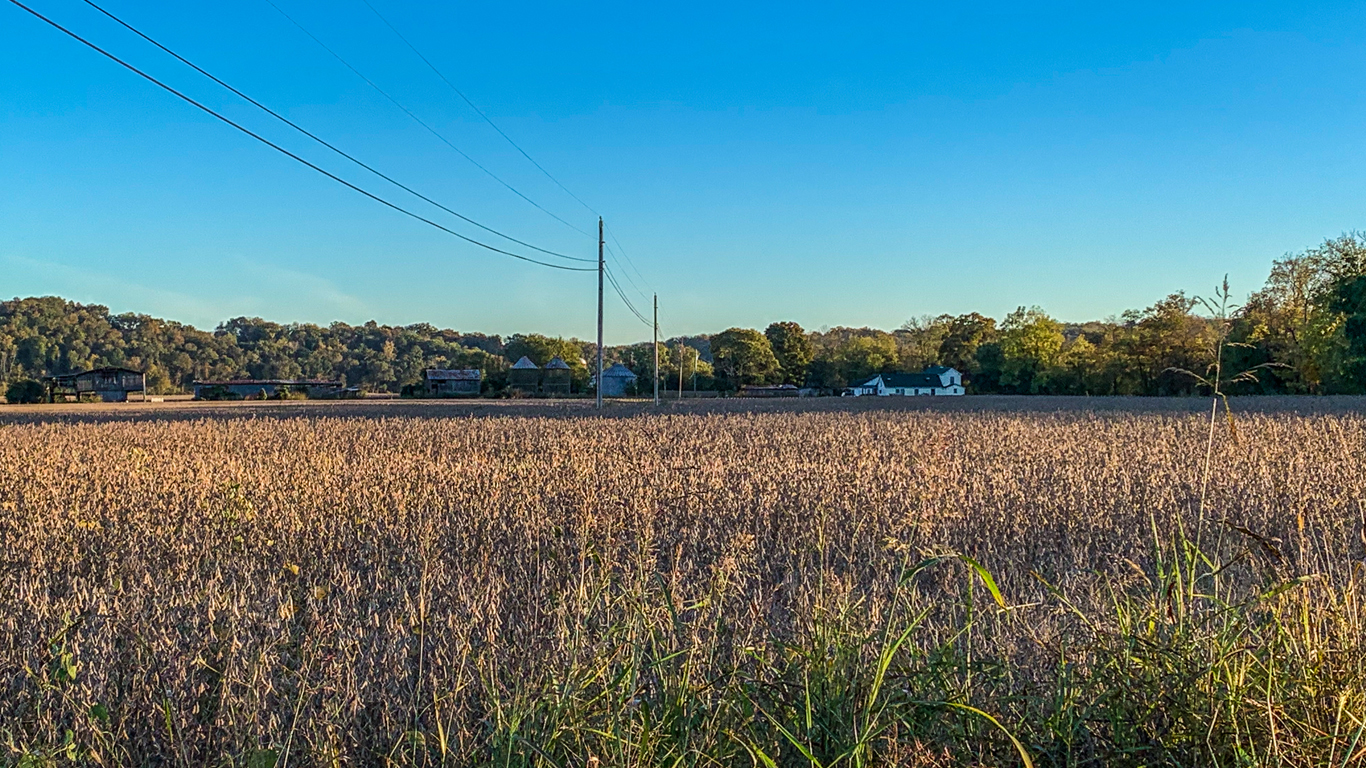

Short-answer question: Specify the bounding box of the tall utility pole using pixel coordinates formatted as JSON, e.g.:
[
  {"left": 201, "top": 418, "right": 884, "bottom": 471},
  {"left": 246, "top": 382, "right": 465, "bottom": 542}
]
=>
[
  {"left": 596, "top": 217, "right": 604, "bottom": 410},
  {"left": 678, "top": 341, "right": 684, "bottom": 400},
  {"left": 658, "top": 291, "right": 663, "bottom": 407}
]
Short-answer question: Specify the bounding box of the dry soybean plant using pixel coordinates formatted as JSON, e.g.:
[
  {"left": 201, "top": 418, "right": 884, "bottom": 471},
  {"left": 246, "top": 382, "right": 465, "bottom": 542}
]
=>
[{"left": 1, "top": 405, "right": 1364, "bottom": 767}]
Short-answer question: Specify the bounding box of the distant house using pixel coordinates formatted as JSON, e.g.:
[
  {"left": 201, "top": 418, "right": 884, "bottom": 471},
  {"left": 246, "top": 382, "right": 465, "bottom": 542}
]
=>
[
  {"left": 43, "top": 367, "right": 145, "bottom": 403},
  {"left": 508, "top": 356, "right": 541, "bottom": 394},
  {"left": 423, "top": 368, "right": 482, "bottom": 397},
  {"left": 542, "top": 357, "right": 572, "bottom": 395},
  {"left": 192, "top": 379, "right": 344, "bottom": 400},
  {"left": 593, "top": 363, "right": 638, "bottom": 397},
  {"left": 848, "top": 366, "right": 965, "bottom": 397}
]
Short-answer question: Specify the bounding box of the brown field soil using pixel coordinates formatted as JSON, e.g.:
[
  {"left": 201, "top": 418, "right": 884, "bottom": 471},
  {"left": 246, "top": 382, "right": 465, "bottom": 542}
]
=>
[{"left": 1, "top": 399, "right": 1364, "bottom": 766}]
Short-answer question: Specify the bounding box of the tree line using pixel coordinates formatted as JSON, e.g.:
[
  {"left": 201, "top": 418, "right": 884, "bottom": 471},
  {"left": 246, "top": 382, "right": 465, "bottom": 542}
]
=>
[
  {"left": 3, "top": 233, "right": 1365, "bottom": 397},
  {"left": 707, "top": 233, "right": 1366, "bottom": 394}
]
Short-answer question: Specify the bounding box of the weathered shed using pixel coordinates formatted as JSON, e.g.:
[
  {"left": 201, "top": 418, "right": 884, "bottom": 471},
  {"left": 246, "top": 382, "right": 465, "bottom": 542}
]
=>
[
  {"left": 542, "top": 357, "right": 572, "bottom": 395},
  {"left": 508, "top": 356, "right": 541, "bottom": 394},
  {"left": 43, "top": 367, "right": 145, "bottom": 402},
  {"left": 423, "top": 368, "right": 482, "bottom": 397},
  {"left": 594, "top": 363, "right": 638, "bottom": 397}
]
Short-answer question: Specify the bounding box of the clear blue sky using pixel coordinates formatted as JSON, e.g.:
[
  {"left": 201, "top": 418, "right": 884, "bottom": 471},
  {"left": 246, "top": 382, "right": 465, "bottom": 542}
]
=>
[{"left": 3, "top": 1, "right": 1364, "bottom": 343}]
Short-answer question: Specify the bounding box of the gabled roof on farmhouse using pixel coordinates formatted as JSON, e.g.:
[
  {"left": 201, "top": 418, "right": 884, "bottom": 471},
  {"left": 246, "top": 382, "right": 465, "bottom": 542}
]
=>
[
  {"left": 544, "top": 357, "right": 571, "bottom": 370},
  {"left": 424, "top": 368, "right": 482, "bottom": 381},
  {"left": 602, "top": 363, "right": 637, "bottom": 379},
  {"left": 883, "top": 373, "right": 945, "bottom": 388},
  {"left": 510, "top": 356, "right": 540, "bottom": 369},
  {"left": 923, "top": 365, "right": 956, "bottom": 375},
  {"left": 856, "top": 373, "right": 947, "bottom": 389}
]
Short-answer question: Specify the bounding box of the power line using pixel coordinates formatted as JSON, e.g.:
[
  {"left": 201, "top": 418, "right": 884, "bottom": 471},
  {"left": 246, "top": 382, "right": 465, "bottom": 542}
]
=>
[
  {"left": 605, "top": 257, "right": 666, "bottom": 339},
  {"left": 351, "top": 0, "right": 668, "bottom": 315},
  {"left": 605, "top": 266, "right": 647, "bottom": 323},
  {"left": 262, "top": 0, "right": 593, "bottom": 238},
  {"left": 604, "top": 243, "right": 648, "bottom": 301},
  {"left": 604, "top": 221, "right": 653, "bottom": 293},
  {"left": 77, "top": 0, "right": 592, "bottom": 264},
  {"left": 6, "top": 0, "right": 595, "bottom": 273},
  {"left": 355, "top": 0, "right": 666, "bottom": 304},
  {"left": 605, "top": 265, "right": 652, "bottom": 328},
  {"left": 358, "top": 0, "right": 600, "bottom": 218}
]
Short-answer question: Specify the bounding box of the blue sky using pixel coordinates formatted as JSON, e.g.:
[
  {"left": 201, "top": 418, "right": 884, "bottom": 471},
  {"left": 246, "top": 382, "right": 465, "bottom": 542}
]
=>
[{"left": 3, "top": 1, "right": 1365, "bottom": 342}]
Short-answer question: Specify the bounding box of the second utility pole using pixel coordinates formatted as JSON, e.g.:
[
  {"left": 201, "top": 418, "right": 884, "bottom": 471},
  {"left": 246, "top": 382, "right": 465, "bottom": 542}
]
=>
[
  {"left": 596, "top": 217, "right": 604, "bottom": 410},
  {"left": 652, "top": 293, "right": 659, "bottom": 406}
]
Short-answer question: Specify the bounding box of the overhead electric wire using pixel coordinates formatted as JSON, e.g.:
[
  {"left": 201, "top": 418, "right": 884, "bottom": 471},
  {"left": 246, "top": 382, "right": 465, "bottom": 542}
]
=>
[
  {"left": 354, "top": 0, "right": 668, "bottom": 312},
  {"left": 356, "top": 0, "right": 667, "bottom": 304},
  {"left": 604, "top": 265, "right": 646, "bottom": 321},
  {"left": 604, "top": 243, "right": 648, "bottom": 301},
  {"left": 604, "top": 265, "right": 652, "bottom": 328},
  {"left": 261, "top": 0, "right": 593, "bottom": 238},
  {"left": 604, "top": 221, "right": 653, "bottom": 293},
  {"left": 77, "top": 0, "right": 592, "bottom": 264},
  {"left": 5, "top": 0, "right": 595, "bottom": 272},
  {"left": 358, "top": 0, "right": 600, "bottom": 218}
]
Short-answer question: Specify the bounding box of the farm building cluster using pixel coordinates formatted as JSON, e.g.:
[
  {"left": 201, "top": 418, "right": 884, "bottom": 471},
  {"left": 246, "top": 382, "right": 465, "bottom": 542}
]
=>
[{"left": 16, "top": 363, "right": 968, "bottom": 405}]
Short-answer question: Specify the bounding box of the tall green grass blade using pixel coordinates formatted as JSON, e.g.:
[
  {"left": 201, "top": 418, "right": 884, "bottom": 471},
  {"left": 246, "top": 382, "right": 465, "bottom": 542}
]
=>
[
  {"left": 941, "top": 703, "right": 1034, "bottom": 768},
  {"left": 959, "top": 555, "right": 1007, "bottom": 609}
]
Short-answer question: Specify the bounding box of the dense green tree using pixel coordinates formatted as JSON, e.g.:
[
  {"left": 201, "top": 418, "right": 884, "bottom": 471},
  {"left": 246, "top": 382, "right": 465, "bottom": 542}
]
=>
[
  {"left": 1234, "top": 234, "right": 1366, "bottom": 393},
  {"left": 764, "top": 321, "right": 814, "bottom": 385},
  {"left": 710, "top": 328, "right": 780, "bottom": 390},
  {"left": 894, "top": 315, "right": 952, "bottom": 372},
  {"left": 998, "top": 306, "right": 1065, "bottom": 393},
  {"left": 1112, "top": 293, "right": 1212, "bottom": 396},
  {"left": 972, "top": 342, "right": 1006, "bottom": 392},
  {"left": 5, "top": 378, "right": 45, "bottom": 404},
  {"left": 835, "top": 335, "right": 899, "bottom": 385},
  {"left": 1327, "top": 274, "right": 1366, "bottom": 391},
  {"left": 806, "top": 327, "right": 901, "bottom": 389},
  {"left": 505, "top": 334, "right": 581, "bottom": 367},
  {"left": 937, "top": 313, "right": 997, "bottom": 385}
]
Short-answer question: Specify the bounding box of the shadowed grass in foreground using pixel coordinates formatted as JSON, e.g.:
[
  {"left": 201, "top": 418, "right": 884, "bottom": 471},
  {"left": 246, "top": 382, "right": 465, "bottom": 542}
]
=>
[{"left": 1, "top": 409, "right": 1363, "bottom": 766}]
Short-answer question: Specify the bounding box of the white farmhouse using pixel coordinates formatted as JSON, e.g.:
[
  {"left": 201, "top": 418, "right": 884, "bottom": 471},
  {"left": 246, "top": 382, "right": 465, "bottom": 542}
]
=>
[{"left": 848, "top": 366, "right": 965, "bottom": 396}]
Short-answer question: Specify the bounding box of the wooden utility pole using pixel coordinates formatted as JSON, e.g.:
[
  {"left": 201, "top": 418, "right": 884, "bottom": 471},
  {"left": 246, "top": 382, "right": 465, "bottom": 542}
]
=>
[
  {"left": 658, "top": 289, "right": 663, "bottom": 404},
  {"left": 678, "top": 342, "right": 684, "bottom": 400},
  {"left": 596, "top": 217, "right": 604, "bottom": 410}
]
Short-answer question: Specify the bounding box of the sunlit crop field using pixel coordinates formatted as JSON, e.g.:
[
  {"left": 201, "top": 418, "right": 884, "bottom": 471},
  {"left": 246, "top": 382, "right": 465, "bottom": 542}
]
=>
[{"left": 2, "top": 400, "right": 1364, "bottom": 766}]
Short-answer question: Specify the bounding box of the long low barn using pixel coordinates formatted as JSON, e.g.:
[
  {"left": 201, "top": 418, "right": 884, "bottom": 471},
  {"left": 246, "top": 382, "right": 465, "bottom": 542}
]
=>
[{"left": 193, "top": 379, "right": 344, "bottom": 400}]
